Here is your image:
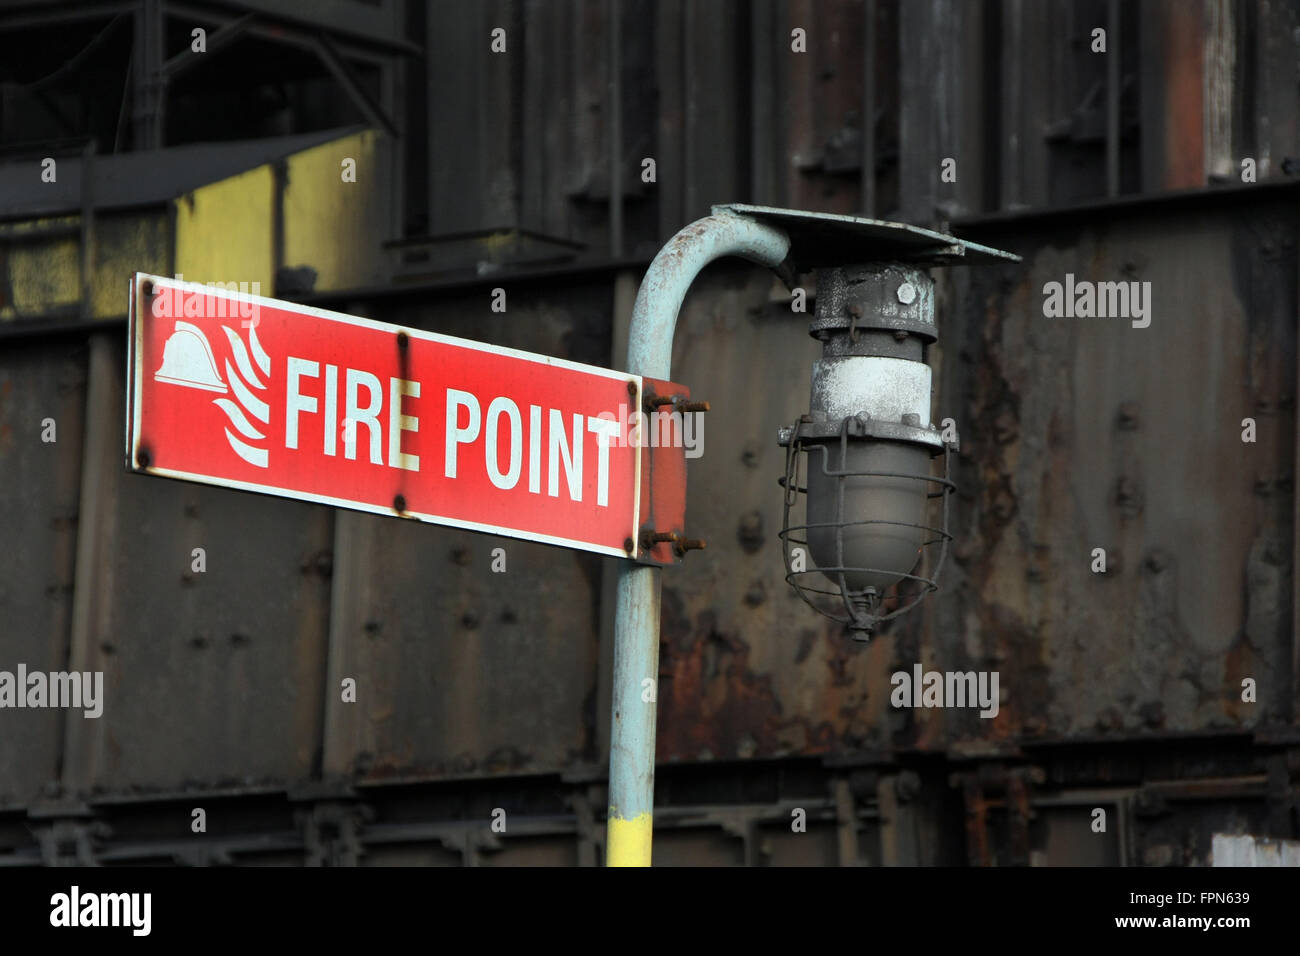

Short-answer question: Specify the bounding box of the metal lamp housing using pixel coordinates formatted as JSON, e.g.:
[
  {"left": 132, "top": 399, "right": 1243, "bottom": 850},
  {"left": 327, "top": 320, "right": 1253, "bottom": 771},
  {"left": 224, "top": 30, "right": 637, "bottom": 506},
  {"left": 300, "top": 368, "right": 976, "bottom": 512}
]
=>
[
  {"left": 697, "top": 204, "right": 1017, "bottom": 636},
  {"left": 780, "top": 263, "right": 955, "bottom": 635}
]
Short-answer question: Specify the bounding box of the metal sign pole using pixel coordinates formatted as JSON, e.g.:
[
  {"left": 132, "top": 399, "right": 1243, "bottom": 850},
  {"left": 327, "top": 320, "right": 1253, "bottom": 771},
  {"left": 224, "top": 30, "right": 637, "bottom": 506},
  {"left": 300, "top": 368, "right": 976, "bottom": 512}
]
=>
[{"left": 606, "top": 210, "right": 790, "bottom": 866}]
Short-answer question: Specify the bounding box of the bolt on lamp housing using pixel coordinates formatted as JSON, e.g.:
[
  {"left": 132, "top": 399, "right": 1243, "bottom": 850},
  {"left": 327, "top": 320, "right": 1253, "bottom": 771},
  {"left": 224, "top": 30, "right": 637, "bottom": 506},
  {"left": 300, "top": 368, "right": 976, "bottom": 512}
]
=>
[{"left": 707, "top": 206, "right": 1019, "bottom": 637}]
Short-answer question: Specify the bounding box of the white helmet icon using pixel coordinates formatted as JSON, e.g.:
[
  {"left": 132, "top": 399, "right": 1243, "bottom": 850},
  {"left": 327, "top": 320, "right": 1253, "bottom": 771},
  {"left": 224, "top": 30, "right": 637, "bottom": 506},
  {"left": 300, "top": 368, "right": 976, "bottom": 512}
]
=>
[{"left": 154, "top": 321, "right": 227, "bottom": 392}]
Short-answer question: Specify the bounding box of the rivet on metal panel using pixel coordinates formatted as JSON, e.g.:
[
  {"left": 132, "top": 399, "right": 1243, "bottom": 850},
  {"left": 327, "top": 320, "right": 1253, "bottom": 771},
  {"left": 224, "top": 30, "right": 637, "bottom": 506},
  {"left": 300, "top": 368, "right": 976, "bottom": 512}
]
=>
[
  {"left": 623, "top": 537, "right": 635, "bottom": 554},
  {"left": 137, "top": 447, "right": 152, "bottom": 468},
  {"left": 991, "top": 487, "right": 1016, "bottom": 522},
  {"left": 363, "top": 619, "right": 381, "bottom": 637},
  {"left": 626, "top": 380, "right": 637, "bottom": 396},
  {"left": 99, "top": 642, "right": 115, "bottom": 655},
  {"left": 450, "top": 546, "right": 471, "bottom": 566},
  {"left": 896, "top": 770, "right": 921, "bottom": 802},
  {"left": 397, "top": 331, "right": 409, "bottom": 350},
  {"left": 1113, "top": 475, "right": 1143, "bottom": 516},
  {"left": 189, "top": 634, "right": 209, "bottom": 649},
  {"left": 1116, "top": 402, "right": 1140, "bottom": 430},
  {"left": 992, "top": 410, "right": 1018, "bottom": 444},
  {"left": 1139, "top": 701, "right": 1165, "bottom": 729},
  {"left": 141, "top": 279, "right": 155, "bottom": 297},
  {"left": 737, "top": 510, "right": 764, "bottom": 553},
  {"left": 461, "top": 610, "right": 480, "bottom": 630},
  {"left": 1143, "top": 549, "right": 1170, "bottom": 574},
  {"left": 230, "top": 632, "right": 251, "bottom": 647},
  {"left": 393, "top": 494, "right": 406, "bottom": 513}
]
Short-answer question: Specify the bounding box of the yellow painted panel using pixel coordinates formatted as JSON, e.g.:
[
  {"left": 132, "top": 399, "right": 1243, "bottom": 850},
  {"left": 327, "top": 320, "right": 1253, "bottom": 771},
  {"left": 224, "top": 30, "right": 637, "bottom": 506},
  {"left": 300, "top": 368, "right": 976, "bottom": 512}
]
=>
[
  {"left": 283, "top": 130, "right": 388, "bottom": 293},
  {"left": 0, "top": 211, "right": 170, "bottom": 321},
  {"left": 3, "top": 231, "right": 79, "bottom": 321},
  {"left": 174, "top": 165, "right": 274, "bottom": 293},
  {"left": 91, "top": 210, "right": 171, "bottom": 318}
]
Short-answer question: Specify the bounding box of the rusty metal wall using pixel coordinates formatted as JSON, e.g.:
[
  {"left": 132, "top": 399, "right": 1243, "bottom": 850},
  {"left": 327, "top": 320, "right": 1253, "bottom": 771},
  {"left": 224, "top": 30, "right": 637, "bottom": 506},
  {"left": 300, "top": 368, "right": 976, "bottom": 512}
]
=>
[{"left": 941, "top": 186, "right": 1297, "bottom": 742}]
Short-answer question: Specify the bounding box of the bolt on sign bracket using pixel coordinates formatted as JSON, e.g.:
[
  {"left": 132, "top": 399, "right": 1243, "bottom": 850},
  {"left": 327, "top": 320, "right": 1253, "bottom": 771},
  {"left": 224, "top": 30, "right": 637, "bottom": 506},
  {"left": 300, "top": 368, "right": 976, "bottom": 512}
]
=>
[{"left": 634, "top": 376, "right": 697, "bottom": 566}]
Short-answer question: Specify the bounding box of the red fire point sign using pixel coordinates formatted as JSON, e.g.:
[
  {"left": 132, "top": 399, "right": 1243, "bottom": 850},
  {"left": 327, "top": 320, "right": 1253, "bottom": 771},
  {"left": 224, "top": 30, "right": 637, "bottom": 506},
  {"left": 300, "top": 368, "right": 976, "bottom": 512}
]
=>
[{"left": 127, "top": 274, "right": 689, "bottom": 560}]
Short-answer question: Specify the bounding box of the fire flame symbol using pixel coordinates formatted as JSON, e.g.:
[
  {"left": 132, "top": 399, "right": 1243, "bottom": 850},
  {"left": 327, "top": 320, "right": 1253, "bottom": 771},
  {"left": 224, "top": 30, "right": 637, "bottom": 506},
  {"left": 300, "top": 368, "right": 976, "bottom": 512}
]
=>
[{"left": 213, "top": 324, "right": 272, "bottom": 467}]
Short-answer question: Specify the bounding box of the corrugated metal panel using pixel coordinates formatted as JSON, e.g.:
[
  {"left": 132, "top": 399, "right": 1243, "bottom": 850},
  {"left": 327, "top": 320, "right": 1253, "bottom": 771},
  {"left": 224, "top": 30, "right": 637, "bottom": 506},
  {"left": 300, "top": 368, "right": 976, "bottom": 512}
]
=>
[
  {"left": 0, "top": 340, "right": 86, "bottom": 807},
  {"left": 898, "top": 0, "right": 989, "bottom": 224},
  {"left": 61, "top": 335, "right": 334, "bottom": 795},
  {"left": 320, "top": 283, "right": 614, "bottom": 782},
  {"left": 427, "top": 0, "right": 522, "bottom": 234}
]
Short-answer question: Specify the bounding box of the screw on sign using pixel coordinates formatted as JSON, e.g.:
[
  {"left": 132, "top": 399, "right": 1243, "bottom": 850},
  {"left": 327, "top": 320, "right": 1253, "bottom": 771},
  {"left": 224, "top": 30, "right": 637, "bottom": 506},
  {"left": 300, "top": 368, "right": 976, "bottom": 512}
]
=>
[{"left": 127, "top": 274, "right": 689, "bottom": 559}]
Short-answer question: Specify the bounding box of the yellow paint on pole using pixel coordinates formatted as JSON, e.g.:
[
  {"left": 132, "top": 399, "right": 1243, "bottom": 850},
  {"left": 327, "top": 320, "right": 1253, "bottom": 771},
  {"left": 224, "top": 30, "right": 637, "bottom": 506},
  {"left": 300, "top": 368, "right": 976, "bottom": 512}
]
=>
[{"left": 606, "top": 812, "right": 653, "bottom": 867}]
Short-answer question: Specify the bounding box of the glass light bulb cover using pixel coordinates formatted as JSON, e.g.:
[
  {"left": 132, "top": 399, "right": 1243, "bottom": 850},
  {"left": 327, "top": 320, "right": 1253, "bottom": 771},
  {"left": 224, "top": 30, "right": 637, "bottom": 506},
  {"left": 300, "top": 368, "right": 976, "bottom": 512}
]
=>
[{"left": 806, "top": 440, "right": 930, "bottom": 592}]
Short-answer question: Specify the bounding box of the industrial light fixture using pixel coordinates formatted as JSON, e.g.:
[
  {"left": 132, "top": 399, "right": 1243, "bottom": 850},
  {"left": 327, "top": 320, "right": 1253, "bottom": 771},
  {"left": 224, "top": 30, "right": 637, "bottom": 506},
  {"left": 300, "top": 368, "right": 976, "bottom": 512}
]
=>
[
  {"left": 689, "top": 207, "right": 1022, "bottom": 638},
  {"left": 778, "top": 262, "right": 954, "bottom": 636},
  {"left": 607, "top": 204, "right": 1016, "bottom": 865}
]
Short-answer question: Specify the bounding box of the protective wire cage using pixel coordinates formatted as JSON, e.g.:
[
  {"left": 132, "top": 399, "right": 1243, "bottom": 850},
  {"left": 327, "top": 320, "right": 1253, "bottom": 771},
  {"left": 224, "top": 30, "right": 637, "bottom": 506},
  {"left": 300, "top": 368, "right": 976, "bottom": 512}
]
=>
[{"left": 779, "top": 416, "right": 955, "bottom": 635}]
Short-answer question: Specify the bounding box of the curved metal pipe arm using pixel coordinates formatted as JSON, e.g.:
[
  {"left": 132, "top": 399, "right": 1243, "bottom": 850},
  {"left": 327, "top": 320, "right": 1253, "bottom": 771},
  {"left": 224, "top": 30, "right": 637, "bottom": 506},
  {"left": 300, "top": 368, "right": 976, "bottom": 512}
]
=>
[{"left": 626, "top": 210, "right": 793, "bottom": 378}]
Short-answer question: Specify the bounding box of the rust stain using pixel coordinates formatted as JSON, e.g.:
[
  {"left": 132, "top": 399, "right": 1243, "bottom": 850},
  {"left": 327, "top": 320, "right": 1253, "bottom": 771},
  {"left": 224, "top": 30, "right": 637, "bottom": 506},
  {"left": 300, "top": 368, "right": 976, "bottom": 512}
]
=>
[
  {"left": 657, "top": 597, "right": 850, "bottom": 760},
  {"left": 1162, "top": 2, "right": 1206, "bottom": 190}
]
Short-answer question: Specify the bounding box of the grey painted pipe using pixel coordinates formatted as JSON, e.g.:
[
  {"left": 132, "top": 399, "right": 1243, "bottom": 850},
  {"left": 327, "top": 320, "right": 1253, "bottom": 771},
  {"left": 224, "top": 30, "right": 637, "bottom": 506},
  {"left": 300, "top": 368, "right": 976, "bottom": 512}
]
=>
[{"left": 606, "top": 209, "right": 791, "bottom": 866}]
